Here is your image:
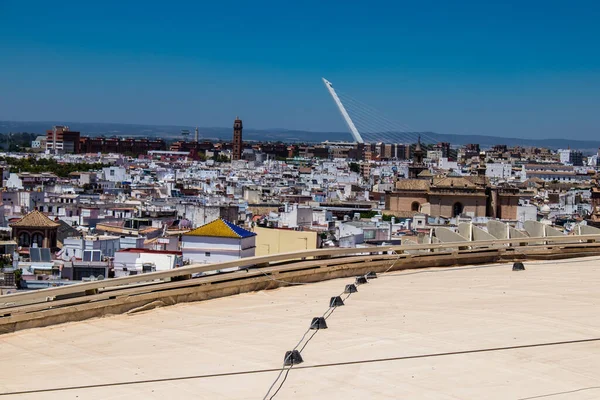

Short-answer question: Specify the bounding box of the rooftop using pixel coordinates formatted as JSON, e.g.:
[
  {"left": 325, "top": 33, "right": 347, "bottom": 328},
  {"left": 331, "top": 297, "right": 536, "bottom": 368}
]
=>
[
  {"left": 184, "top": 218, "right": 256, "bottom": 239},
  {"left": 117, "top": 248, "right": 182, "bottom": 255},
  {"left": 394, "top": 179, "right": 430, "bottom": 191},
  {"left": 2, "top": 256, "right": 600, "bottom": 399},
  {"left": 9, "top": 210, "right": 60, "bottom": 228}
]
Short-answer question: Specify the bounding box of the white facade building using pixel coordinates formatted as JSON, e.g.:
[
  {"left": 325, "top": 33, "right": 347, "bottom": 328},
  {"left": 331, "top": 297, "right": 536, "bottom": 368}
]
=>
[
  {"left": 31, "top": 136, "right": 46, "bottom": 149},
  {"left": 181, "top": 219, "right": 256, "bottom": 264},
  {"left": 558, "top": 149, "right": 572, "bottom": 165},
  {"left": 438, "top": 158, "right": 459, "bottom": 171},
  {"left": 113, "top": 249, "right": 183, "bottom": 278},
  {"left": 486, "top": 163, "right": 512, "bottom": 180},
  {"left": 102, "top": 166, "right": 129, "bottom": 183},
  {"left": 427, "top": 150, "right": 443, "bottom": 161},
  {"left": 59, "top": 235, "right": 121, "bottom": 261},
  {"left": 5, "top": 174, "right": 24, "bottom": 190},
  {"left": 278, "top": 204, "right": 313, "bottom": 229}
]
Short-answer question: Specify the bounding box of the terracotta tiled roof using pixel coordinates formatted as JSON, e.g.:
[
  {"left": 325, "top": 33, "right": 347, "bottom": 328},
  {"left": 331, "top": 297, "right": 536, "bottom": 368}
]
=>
[
  {"left": 432, "top": 177, "right": 478, "bottom": 189},
  {"left": 9, "top": 210, "right": 60, "bottom": 228},
  {"left": 395, "top": 179, "right": 430, "bottom": 191},
  {"left": 184, "top": 219, "right": 256, "bottom": 239},
  {"left": 95, "top": 224, "right": 127, "bottom": 234},
  {"left": 382, "top": 210, "right": 419, "bottom": 218}
]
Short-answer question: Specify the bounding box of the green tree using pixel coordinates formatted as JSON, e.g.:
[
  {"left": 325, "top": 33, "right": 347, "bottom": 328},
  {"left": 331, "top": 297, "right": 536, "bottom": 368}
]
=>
[
  {"left": 0, "top": 156, "right": 106, "bottom": 177},
  {"left": 360, "top": 211, "right": 378, "bottom": 219},
  {"left": 13, "top": 268, "right": 23, "bottom": 289},
  {"left": 214, "top": 154, "right": 230, "bottom": 163},
  {"left": 349, "top": 162, "right": 360, "bottom": 173}
]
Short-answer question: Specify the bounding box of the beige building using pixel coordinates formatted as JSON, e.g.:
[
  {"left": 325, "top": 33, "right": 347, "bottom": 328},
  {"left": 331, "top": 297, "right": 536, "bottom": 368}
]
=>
[
  {"left": 386, "top": 179, "right": 430, "bottom": 214},
  {"left": 386, "top": 177, "right": 488, "bottom": 218},
  {"left": 255, "top": 227, "right": 318, "bottom": 256},
  {"left": 427, "top": 176, "right": 487, "bottom": 218},
  {"left": 386, "top": 176, "right": 522, "bottom": 219}
]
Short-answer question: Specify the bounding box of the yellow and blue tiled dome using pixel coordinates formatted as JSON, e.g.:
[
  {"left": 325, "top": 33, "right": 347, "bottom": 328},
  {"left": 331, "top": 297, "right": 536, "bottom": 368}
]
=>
[{"left": 184, "top": 218, "right": 256, "bottom": 239}]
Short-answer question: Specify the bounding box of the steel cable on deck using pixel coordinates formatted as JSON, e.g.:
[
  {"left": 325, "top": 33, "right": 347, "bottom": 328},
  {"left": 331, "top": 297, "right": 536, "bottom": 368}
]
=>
[
  {"left": 263, "top": 250, "right": 401, "bottom": 399},
  {"left": 263, "top": 290, "right": 351, "bottom": 399},
  {"left": 3, "top": 337, "right": 600, "bottom": 397}
]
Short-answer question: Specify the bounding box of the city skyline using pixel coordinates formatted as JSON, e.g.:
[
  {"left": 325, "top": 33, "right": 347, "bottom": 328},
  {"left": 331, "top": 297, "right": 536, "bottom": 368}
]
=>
[{"left": 1, "top": 0, "right": 599, "bottom": 139}]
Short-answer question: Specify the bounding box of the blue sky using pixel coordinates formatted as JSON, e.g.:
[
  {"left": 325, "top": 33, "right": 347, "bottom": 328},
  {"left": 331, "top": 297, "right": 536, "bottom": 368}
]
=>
[{"left": 1, "top": 0, "right": 599, "bottom": 139}]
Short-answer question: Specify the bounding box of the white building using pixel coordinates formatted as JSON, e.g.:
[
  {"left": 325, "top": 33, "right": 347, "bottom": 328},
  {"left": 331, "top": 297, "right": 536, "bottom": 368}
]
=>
[
  {"left": 102, "top": 166, "right": 129, "bottom": 183},
  {"left": 31, "top": 136, "right": 46, "bottom": 149},
  {"left": 486, "top": 163, "right": 512, "bottom": 180},
  {"left": 113, "top": 248, "right": 183, "bottom": 278},
  {"left": 438, "top": 158, "right": 459, "bottom": 171},
  {"left": 427, "top": 150, "right": 443, "bottom": 161},
  {"left": 558, "top": 149, "right": 571, "bottom": 165},
  {"left": 522, "top": 164, "right": 587, "bottom": 182},
  {"left": 278, "top": 204, "right": 313, "bottom": 229},
  {"left": 181, "top": 218, "right": 256, "bottom": 264},
  {"left": 5, "top": 174, "right": 24, "bottom": 190},
  {"left": 59, "top": 235, "right": 121, "bottom": 261}
]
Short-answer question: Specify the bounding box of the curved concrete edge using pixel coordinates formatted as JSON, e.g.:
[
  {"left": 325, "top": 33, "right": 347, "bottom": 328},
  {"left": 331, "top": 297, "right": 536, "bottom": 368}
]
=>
[
  {"left": 435, "top": 227, "right": 468, "bottom": 243},
  {"left": 579, "top": 224, "right": 600, "bottom": 235},
  {"left": 487, "top": 220, "right": 508, "bottom": 239},
  {"left": 3, "top": 245, "right": 600, "bottom": 336},
  {"left": 0, "top": 250, "right": 500, "bottom": 335},
  {"left": 473, "top": 226, "right": 497, "bottom": 241}
]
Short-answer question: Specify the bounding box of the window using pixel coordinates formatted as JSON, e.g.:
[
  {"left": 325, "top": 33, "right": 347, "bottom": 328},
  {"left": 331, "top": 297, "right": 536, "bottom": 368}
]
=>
[
  {"left": 32, "top": 233, "right": 44, "bottom": 248},
  {"left": 411, "top": 201, "right": 420, "bottom": 212},
  {"left": 110, "top": 169, "right": 115, "bottom": 176},
  {"left": 205, "top": 252, "right": 211, "bottom": 257},
  {"left": 452, "top": 202, "right": 464, "bottom": 217},
  {"left": 18, "top": 232, "right": 31, "bottom": 247}
]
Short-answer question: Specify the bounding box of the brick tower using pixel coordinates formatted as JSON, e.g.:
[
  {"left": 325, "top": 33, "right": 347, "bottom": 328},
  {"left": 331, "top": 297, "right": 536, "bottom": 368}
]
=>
[{"left": 232, "top": 117, "right": 243, "bottom": 161}]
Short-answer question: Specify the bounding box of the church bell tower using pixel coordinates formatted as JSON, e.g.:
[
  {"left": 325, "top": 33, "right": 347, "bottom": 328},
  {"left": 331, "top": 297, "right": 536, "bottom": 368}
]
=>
[{"left": 232, "top": 117, "right": 243, "bottom": 161}]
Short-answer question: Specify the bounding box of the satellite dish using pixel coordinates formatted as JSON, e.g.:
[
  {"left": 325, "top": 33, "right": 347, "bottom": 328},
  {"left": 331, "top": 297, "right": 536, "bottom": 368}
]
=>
[
  {"left": 89, "top": 275, "right": 96, "bottom": 281},
  {"left": 97, "top": 275, "right": 105, "bottom": 280}
]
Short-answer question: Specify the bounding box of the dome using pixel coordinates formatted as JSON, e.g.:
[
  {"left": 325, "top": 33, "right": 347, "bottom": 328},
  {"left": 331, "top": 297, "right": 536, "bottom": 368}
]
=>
[{"left": 541, "top": 204, "right": 551, "bottom": 215}]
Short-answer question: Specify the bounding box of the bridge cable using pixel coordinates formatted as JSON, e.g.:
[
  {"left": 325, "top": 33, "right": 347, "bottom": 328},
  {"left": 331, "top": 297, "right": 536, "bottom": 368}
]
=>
[
  {"left": 332, "top": 97, "right": 419, "bottom": 144},
  {"left": 336, "top": 90, "right": 440, "bottom": 145},
  {"left": 334, "top": 97, "right": 419, "bottom": 145},
  {"left": 336, "top": 94, "right": 423, "bottom": 144},
  {"left": 334, "top": 88, "right": 440, "bottom": 145}
]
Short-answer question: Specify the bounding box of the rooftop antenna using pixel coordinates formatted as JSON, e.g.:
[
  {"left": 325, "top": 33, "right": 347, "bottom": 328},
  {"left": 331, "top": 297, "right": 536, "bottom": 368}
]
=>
[{"left": 322, "top": 78, "right": 365, "bottom": 144}]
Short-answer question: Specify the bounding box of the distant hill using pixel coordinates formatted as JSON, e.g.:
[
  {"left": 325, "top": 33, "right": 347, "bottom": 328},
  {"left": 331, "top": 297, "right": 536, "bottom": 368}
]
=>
[{"left": 1, "top": 120, "right": 599, "bottom": 152}]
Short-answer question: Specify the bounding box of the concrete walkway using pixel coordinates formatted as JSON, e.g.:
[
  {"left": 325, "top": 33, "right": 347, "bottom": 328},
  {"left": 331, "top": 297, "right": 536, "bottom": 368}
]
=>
[{"left": 2, "top": 257, "right": 600, "bottom": 399}]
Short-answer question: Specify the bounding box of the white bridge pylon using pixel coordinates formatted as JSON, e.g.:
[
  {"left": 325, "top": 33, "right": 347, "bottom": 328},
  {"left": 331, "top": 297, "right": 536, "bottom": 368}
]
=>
[{"left": 322, "top": 77, "right": 365, "bottom": 144}]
